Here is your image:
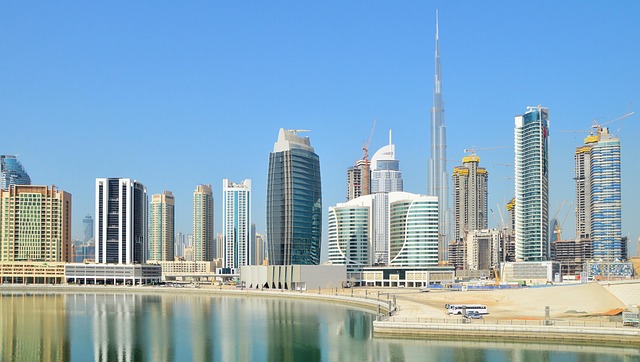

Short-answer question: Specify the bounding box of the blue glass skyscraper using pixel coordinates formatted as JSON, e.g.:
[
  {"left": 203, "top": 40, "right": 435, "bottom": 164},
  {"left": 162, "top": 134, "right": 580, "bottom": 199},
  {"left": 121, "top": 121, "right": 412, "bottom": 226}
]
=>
[
  {"left": 267, "top": 129, "right": 322, "bottom": 265},
  {"left": 514, "top": 106, "right": 550, "bottom": 261},
  {"left": 588, "top": 128, "right": 623, "bottom": 260},
  {"left": 0, "top": 155, "right": 31, "bottom": 190}
]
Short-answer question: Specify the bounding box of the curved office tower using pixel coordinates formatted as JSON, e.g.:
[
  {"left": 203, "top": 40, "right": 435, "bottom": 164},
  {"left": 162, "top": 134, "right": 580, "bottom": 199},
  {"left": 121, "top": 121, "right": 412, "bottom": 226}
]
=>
[
  {"left": 0, "top": 155, "right": 31, "bottom": 190},
  {"left": 267, "top": 129, "right": 322, "bottom": 265},
  {"left": 328, "top": 195, "right": 374, "bottom": 280},
  {"left": 514, "top": 106, "right": 549, "bottom": 261},
  {"left": 388, "top": 193, "right": 439, "bottom": 267}
]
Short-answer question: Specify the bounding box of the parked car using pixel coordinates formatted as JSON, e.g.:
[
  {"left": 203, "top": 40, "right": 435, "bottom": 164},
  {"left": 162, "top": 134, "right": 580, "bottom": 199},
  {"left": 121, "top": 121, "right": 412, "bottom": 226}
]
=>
[{"left": 464, "top": 311, "right": 483, "bottom": 319}]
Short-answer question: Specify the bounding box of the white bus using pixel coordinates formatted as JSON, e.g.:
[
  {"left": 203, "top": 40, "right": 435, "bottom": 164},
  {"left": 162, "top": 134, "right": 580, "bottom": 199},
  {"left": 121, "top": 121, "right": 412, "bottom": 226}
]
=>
[{"left": 445, "top": 304, "right": 489, "bottom": 315}]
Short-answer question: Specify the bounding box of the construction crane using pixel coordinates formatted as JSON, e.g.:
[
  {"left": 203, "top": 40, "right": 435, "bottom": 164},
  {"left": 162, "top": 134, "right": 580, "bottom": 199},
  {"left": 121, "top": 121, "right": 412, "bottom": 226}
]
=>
[
  {"left": 287, "top": 129, "right": 311, "bottom": 136},
  {"left": 361, "top": 119, "right": 376, "bottom": 196},
  {"left": 560, "top": 112, "right": 635, "bottom": 134},
  {"left": 554, "top": 200, "right": 574, "bottom": 241},
  {"left": 463, "top": 146, "right": 508, "bottom": 155}
]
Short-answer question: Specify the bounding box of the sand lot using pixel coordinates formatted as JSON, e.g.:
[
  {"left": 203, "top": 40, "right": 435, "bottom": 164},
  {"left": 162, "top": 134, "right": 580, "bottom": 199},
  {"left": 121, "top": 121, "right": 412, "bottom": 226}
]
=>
[{"left": 354, "top": 283, "right": 627, "bottom": 321}]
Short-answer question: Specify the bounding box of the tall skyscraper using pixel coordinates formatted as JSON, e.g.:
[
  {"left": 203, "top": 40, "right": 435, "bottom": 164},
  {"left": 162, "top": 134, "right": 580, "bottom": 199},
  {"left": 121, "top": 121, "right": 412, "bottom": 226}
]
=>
[
  {"left": 575, "top": 127, "right": 624, "bottom": 260},
  {"left": 175, "top": 231, "right": 186, "bottom": 258},
  {"left": 193, "top": 184, "right": 214, "bottom": 262},
  {"left": 371, "top": 130, "right": 403, "bottom": 194},
  {"left": 83, "top": 214, "right": 94, "bottom": 243},
  {"left": 254, "top": 232, "right": 266, "bottom": 265},
  {"left": 149, "top": 191, "right": 175, "bottom": 261},
  {"left": 514, "top": 106, "right": 550, "bottom": 261},
  {"left": 267, "top": 128, "right": 322, "bottom": 265},
  {"left": 222, "top": 179, "right": 252, "bottom": 268},
  {"left": 95, "top": 178, "right": 148, "bottom": 264},
  {"left": 452, "top": 154, "right": 488, "bottom": 243},
  {"left": 0, "top": 155, "right": 31, "bottom": 190},
  {"left": 0, "top": 185, "right": 72, "bottom": 262},
  {"left": 370, "top": 130, "right": 403, "bottom": 265},
  {"left": 346, "top": 160, "right": 369, "bottom": 201},
  {"left": 427, "top": 12, "right": 450, "bottom": 262}
]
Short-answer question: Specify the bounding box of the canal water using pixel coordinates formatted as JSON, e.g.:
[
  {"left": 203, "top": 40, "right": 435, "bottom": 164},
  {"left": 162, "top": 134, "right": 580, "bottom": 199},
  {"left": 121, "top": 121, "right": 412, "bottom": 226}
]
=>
[{"left": 0, "top": 292, "right": 637, "bottom": 361}]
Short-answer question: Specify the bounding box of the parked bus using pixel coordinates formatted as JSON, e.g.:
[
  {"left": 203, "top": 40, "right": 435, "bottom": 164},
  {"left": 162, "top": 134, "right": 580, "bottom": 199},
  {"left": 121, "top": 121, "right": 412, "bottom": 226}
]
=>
[{"left": 445, "top": 304, "right": 489, "bottom": 315}]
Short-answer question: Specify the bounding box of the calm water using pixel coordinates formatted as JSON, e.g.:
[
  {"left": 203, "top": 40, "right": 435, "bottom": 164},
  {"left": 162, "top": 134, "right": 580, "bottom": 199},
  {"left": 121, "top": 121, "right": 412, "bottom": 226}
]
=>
[{"left": 0, "top": 291, "right": 638, "bottom": 362}]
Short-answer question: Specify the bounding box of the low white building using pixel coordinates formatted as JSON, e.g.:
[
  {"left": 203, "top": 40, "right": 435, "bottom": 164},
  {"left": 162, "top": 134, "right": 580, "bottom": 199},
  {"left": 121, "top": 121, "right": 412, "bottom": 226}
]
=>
[
  {"left": 240, "top": 265, "right": 346, "bottom": 290},
  {"left": 501, "top": 261, "right": 559, "bottom": 284}
]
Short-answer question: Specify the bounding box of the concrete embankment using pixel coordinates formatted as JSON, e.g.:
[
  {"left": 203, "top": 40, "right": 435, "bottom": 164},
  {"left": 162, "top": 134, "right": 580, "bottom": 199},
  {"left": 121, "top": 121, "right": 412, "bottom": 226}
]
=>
[
  {"left": 373, "top": 320, "right": 640, "bottom": 347},
  {"left": 0, "top": 284, "right": 392, "bottom": 315}
]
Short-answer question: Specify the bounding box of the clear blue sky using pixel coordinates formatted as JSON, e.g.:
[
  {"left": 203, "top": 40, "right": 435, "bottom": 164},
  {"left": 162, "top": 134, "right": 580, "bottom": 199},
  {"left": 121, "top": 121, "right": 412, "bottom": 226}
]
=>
[{"left": 2, "top": 2, "right": 639, "bottom": 259}]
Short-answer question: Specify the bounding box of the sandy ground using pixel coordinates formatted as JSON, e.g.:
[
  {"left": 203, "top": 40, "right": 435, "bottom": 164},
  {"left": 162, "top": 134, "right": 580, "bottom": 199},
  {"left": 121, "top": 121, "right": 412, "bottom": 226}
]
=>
[{"left": 348, "top": 283, "right": 627, "bottom": 321}]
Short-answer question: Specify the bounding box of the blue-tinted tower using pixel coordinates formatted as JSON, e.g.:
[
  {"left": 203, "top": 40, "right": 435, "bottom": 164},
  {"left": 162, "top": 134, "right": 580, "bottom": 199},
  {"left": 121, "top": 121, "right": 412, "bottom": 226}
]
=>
[
  {"left": 267, "top": 129, "right": 322, "bottom": 265},
  {"left": 0, "top": 155, "right": 31, "bottom": 190}
]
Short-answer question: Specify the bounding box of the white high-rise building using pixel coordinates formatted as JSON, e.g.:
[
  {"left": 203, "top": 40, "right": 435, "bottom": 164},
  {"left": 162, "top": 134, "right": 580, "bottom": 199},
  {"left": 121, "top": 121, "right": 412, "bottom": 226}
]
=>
[
  {"left": 370, "top": 130, "right": 403, "bottom": 265},
  {"left": 514, "top": 106, "right": 550, "bottom": 261},
  {"left": 370, "top": 130, "right": 403, "bottom": 194},
  {"left": 95, "top": 178, "right": 148, "bottom": 264},
  {"left": 222, "top": 179, "right": 252, "bottom": 268}
]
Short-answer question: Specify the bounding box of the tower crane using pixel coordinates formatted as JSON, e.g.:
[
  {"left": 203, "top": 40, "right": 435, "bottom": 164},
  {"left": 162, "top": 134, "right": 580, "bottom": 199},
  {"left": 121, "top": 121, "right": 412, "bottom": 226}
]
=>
[
  {"left": 554, "top": 200, "right": 574, "bottom": 241},
  {"left": 361, "top": 119, "right": 376, "bottom": 196},
  {"left": 560, "top": 112, "right": 635, "bottom": 134},
  {"left": 287, "top": 129, "right": 311, "bottom": 136},
  {"left": 463, "top": 146, "right": 508, "bottom": 155}
]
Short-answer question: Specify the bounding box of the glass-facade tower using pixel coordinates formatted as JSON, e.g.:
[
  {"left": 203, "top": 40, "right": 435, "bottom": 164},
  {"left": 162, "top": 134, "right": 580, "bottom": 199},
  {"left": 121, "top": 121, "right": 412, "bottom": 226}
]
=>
[
  {"left": 514, "top": 106, "right": 550, "bottom": 261},
  {"left": 267, "top": 129, "right": 322, "bottom": 265},
  {"left": 581, "top": 128, "right": 623, "bottom": 260},
  {"left": 0, "top": 155, "right": 31, "bottom": 190},
  {"left": 223, "top": 179, "right": 251, "bottom": 268}
]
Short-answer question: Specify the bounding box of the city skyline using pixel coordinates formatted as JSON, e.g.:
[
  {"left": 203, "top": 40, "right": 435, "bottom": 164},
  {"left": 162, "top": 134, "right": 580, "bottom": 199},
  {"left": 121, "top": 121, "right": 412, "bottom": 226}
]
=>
[{"left": 2, "top": 3, "right": 640, "bottom": 258}]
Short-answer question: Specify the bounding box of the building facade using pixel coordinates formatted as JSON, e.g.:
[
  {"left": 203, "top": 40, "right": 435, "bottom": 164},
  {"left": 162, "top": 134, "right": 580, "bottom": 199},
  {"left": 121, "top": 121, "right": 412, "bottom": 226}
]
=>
[
  {"left": 465, "top": 229, "right": 500, "bottom": 271},
  {"left": 328, "top": 194, "right": 374, "bottom": 281},
  {"left": 589, "top": 128, "right": 623, "bottom": 260},
  {"left": 82, "top": 214, "right": 94, "bottom": 243},
  {"left": 149, "top": 191, "right": 175, "bottom": 261},
  {"left": 514, "top": 105, "right": 550, "bottom": 261},
  {"left": 452, "top": 154, "right": 488, "bottom": 243},
  {"left": 222, "top": 179, "right": 252, "bottom": 268},
  {"left": 266, "top": 129, "right": 322, "bottom": 265},
  {"left": 95, "top": 178, "right": 147, "bottom": 264},
  {"left": 388, "top": 193, "right": 439, "bottom": 267},
  {"left": 346, "top": 160, "right": 369, "bottom": 201},
  {"left": 193, "top": 184, "right": 214, "bottom": 262},
  {"left": 428, "top": 13, "right": 450, "bottom": 263},
  {"left": 370, "top": 132, "right": 403, "bottom": 265},
  {"left": 0, "top": 185, "right": 72, "bottom": 262},
  {"left": 0, "top": 155, "right": 31, "bottom": 190}
]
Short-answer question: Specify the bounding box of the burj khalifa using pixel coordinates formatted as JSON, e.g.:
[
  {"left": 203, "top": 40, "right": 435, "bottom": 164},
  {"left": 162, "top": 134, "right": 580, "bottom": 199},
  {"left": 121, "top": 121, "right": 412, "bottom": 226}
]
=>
[{"left": 428, "top": 11, "right": 449, "bottom": 262}]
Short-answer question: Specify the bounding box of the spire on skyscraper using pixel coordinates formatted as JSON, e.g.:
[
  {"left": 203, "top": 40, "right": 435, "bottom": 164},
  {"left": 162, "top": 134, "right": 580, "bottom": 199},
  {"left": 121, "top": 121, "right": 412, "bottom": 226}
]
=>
[{"left": 428, "top": 10, "right": 450, "bottom": 262}]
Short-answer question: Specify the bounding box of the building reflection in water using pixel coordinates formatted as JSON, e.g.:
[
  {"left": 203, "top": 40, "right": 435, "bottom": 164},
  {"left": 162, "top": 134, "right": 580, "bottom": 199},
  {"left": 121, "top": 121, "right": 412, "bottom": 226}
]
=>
[
  {"left": 0, "top": 293, "right": 70, "bottom": 361},
  {"left": 2, "top": 291, "right": 637, "bottom": 361}
]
